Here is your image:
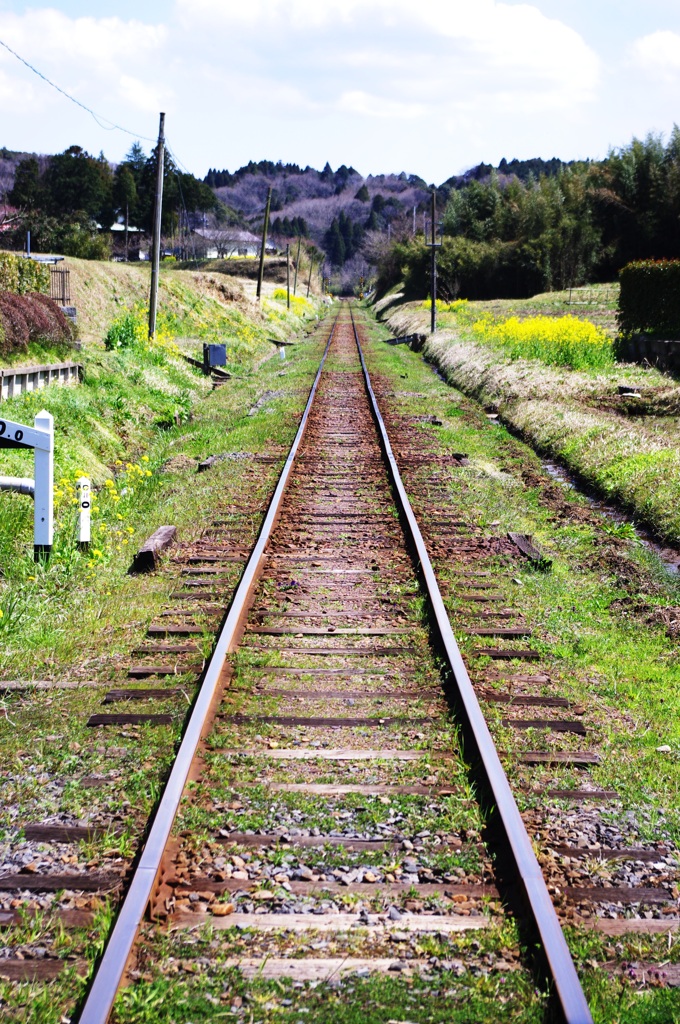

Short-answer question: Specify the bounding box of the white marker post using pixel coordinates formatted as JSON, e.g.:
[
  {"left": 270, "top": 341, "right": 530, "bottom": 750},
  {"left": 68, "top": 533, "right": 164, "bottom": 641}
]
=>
[
  {"left": 76, "top": 476, "right": 91, "bottom": 550},
  {"left": 0, "top": 410, "right": 53, "bottom": 561}
]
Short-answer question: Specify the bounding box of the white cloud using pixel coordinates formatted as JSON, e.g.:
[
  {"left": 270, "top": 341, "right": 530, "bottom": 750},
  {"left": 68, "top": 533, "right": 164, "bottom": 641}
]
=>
[
  {"left": 118, "top": 75, "right": 170, "bottom": 115},
  {"left": 176, "top": 0, "right": 599, "bottom": 115},
  {"left": 630, "top": 29, "right": 680, "bottom": 82},
  {"left": 0, "top": 0, "right": 671, "bottom": 183},
  {"left": 337, "top": 91, "right": 423, "bottom": 119}
]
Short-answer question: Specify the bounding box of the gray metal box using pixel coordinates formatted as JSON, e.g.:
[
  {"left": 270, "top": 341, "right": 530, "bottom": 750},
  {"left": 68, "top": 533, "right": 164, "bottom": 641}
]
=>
[{"left": 203, "top": 343, "right": 227, "bottom": 367}]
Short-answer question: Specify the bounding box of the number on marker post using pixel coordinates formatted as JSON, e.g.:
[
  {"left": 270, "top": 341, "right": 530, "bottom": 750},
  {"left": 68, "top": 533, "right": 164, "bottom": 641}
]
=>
[{"left": 77, "top": 477, "right": 91, "bottom": 548}]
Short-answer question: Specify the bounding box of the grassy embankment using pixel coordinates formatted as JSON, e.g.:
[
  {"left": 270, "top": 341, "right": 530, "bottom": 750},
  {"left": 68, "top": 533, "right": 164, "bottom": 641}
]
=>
[
  {"left": 376, "top": 286, "right": 680, "bottom": 547},
  {"left": 0, "top": 258, "right": 325, "bottom": 672}
]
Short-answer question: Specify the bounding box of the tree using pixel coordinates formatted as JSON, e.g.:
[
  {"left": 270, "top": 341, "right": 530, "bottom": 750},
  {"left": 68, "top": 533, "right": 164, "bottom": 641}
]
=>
[
  {"left": 42, "top": 145, "right": 113, "bottom": 220},
  {"left": 8, "top": 157, "right": 44, "bottom": 211},
  {"left": 113, "top": 165, "right": 137, "bottom": 259},
  {"left": 354, "top": 184, "right": 370, "bottom": 202},
  {"left": 324, "top": 218, "right": 345, "bottom": 265}
]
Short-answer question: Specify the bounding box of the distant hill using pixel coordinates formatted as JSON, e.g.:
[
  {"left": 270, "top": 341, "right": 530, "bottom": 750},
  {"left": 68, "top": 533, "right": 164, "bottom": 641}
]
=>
[
  {"left": 206, "top": 160, "right": 431, "bottom": 247},
  {"left": 204, "top": 156, "right": 580, "bottom": 264},
  {"left": 441, "top": 156, "right": 579, "bottom": 193}
]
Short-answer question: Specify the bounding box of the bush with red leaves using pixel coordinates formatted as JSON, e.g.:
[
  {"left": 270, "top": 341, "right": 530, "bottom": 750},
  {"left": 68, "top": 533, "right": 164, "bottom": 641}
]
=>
[{"left": 0, "top": 291, "right": 75, "bottom": 357}]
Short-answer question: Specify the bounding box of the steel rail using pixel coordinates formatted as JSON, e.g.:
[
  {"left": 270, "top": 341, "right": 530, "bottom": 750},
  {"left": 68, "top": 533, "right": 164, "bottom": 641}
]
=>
[
  {"left": 77, "top": 317, "right": 338, "bottom": 1024},
  {"left": 349, "top": 306, "right": 593, "bottom": 1024}
]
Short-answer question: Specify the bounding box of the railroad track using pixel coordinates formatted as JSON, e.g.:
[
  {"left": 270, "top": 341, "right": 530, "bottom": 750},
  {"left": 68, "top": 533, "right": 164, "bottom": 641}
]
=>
[
  {"left": 7, "top": 307, "right": 676, "bottom": 1017},
  {"left": 66, "top": 307, "right": 591, "bottom": 1023}
]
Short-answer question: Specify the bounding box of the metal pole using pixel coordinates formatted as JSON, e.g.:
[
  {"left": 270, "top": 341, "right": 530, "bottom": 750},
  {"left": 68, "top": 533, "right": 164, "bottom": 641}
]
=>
[
  {"left": 306, "top": 256, "right": 314, "bottom": 298},
  {"left": 286, "top": 243, "right": 290, "bottom": 309},
  {"left": 256, "top": 187, "right": 272, "bottom": 301},
  {"left": 430, "top": 190, "right": 437, "bottom": 334},
  {"left": 148, "top": 111, "right": 165, "bottom": 340},
  {"left": 293, "top": 236, "right": 301, "bottom": 295}
]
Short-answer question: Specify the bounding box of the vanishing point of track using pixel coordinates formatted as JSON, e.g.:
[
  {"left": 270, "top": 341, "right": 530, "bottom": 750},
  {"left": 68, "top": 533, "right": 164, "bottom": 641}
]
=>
[{"left": 78, "top": 308, "right": 592, "bottom": 1024}]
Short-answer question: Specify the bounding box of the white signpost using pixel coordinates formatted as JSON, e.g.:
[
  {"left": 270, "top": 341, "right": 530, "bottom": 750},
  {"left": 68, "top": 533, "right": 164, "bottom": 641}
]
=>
[
  {"left": 76, "top": 476, "right": 91, "bottom": 550},
  {"left": 0, "top": 411, "right": 53, "bottom": 560}
]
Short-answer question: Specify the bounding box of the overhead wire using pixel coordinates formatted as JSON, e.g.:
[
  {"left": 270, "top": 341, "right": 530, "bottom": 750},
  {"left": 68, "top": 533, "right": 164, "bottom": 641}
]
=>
[
  {"left": 0, "top": 37, "right": 212, "bottom": 258},
  {"left": 0, "top": 36, "right": 158, "bottom": 144}
]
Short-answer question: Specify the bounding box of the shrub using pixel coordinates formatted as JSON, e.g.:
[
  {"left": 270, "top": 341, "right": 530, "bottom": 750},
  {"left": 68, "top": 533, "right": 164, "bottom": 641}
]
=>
[
  {"left": 0, "top": 252, "right": 50, "bottom": 295},
  {"left": 104, "top": 303, "right": 178, "bottom": 356},
  {"left": 618, "top": 260, "right": 680, "bottom": 337},
  {"left": 0, "top": 291, "right": 75, "bottom": 357}
]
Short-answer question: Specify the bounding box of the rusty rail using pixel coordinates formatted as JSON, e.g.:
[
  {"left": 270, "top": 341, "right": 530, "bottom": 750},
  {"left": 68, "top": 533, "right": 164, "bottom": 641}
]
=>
[
  {"left": 349, "top": 305, "right": 592, "bottom": 1024},
  {"left": 77, "top": 317, "right": 338, "bottom": 1024}
]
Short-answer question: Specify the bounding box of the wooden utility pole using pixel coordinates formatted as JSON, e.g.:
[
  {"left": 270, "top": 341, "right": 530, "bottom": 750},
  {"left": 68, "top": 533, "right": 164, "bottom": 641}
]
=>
[
  {"left": 293, "top": 236, "right": 301, "bottom": 295},
  {"left": 148, "top": 112, "right": 165, "bottom": 340},
  {"left": 306, "top": 256, "right": 314, "bottom": 298},
  {"left": 426, "top": 189, "right": 441, "bottom": 334},
  {"left": 286, "top": 243, "right": 290, "bottom": 309},
  {"left": 256, "top": 187, "right": 272, "bottom": 301}
]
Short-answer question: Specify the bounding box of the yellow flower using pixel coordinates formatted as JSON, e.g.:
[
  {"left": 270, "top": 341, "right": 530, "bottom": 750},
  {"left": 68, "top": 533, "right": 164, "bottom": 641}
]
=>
[
  {"left": 115, "top": 460, "right": 123, "bottom": 466},
  {"left": 117, "top": 514, "right": 123, "bottom": 520},
  {"left": 141, "top": 455, "right": 149, "bottom": 462},
  {"left": 127, "top": 527, "right": 134, "bottom": 534},
  {"left": 0, "top": 609, "right": 4, "bottom": 618},
  {"left": 92, "top": 548, "right": 103, "bottom": 557},
  {"left": 27, "top": 576, "right": 35, "bottom": 581},
  {"left": 145, "top": 470, "right": 152, "bottom": 477},
  {"left": 104, "top": 479, "right": 114, "bottom": 488}
]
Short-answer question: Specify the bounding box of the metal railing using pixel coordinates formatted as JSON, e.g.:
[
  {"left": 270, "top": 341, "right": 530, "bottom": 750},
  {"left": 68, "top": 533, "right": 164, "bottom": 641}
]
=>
[{"left": 50, "top": 266, "right": 71, "bottom": 305}]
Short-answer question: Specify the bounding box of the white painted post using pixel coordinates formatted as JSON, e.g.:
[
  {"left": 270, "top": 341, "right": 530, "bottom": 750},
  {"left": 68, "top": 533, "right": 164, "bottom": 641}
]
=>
[
  {"left": 33, "top": 410, "right": 53, "bottom": 560},
  {"left": 76, "top": 476, "right": 91, "bottom": 550},
  {"left": 279, "top": 347, "right": 286, "bottom": 361}
]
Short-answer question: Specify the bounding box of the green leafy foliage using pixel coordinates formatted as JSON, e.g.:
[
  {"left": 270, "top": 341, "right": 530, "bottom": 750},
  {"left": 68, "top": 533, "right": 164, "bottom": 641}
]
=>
[
  {"left": 0, "top": 252, "right": 49, "bottom": 295},
  {"left": 618, "top": 259, "right": 680, "bottom": 337}
]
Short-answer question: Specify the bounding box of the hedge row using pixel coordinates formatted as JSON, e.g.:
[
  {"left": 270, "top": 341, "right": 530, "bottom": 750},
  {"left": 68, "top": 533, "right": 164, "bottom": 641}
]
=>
[
  {"left": 0, "top": 252, "right": 50, "bottom": 296},
  {"left": 0, "top": 292, "right": 75, "bottom": 357},
  {"left": 618, "top": 260, "right": 680, "bottom": 337}
]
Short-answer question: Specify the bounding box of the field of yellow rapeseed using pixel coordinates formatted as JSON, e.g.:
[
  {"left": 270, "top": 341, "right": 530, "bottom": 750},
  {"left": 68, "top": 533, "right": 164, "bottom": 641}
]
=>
[{"left": 471, "top": 314, "right": 613, "bottom": 369}]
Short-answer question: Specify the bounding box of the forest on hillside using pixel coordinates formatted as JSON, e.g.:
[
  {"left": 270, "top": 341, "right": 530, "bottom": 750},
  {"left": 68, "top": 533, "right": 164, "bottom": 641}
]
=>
[
  {"left": 1, "top": 143, "right": 220, "bottom": 259},
  {"left": 372, "top": 130, "right": 680, "bottom": 299}
]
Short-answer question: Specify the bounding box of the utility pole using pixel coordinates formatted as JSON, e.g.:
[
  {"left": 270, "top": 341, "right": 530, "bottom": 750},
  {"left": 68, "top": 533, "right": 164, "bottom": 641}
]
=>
[
  {"left": 413, "top": 205, "right": 416, "bottom": 235},
  {"left": 148, "top": 111, "right": 165, "bottom": 340},
  {"left": 286, "top": 243, "right": 290, "bottom": 309},
  {"left": 306, "top": 256, "right": 314, "bottom": 298},
  {"left": 426, "top": 189, "right": 441, "bottom": 334},
  {"left": 293, "top": 236, "right": 301, "bottom": 295},
  {"left": 256, "top": 186, "right": 272, "bottom": 301}
]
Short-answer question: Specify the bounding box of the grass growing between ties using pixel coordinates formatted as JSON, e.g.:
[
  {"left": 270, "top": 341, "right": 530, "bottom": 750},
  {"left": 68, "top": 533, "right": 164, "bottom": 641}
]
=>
[
  {"left": 357, "top": 304, "right": 680, "bottom": 1017},
  {"left": 382, "top": 291, "right": 680, "bottom": 545},
  {"left": 107, "top": 919, "right": 545, "bottom": 1024}
]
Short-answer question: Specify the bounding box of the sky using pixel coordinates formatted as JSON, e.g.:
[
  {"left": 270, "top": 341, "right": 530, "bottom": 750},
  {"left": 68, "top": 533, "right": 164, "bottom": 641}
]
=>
[{"left": 0, "top": 0, "right": 679, "bottom": 183}]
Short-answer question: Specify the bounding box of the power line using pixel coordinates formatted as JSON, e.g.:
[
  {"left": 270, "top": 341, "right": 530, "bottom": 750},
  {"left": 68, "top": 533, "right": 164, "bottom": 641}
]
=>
[{"left": 0, "top": 36, "right": 157, "bottom": 143}]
